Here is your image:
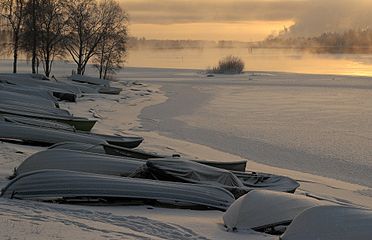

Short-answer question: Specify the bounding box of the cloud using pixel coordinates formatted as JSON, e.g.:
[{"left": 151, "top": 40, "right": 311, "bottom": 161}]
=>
[
  {"left": 120, "top": 0, "right": 372, "bottom": 38},
  {"left": 120, "top": 0, "right": 303, "bottom": 24}
]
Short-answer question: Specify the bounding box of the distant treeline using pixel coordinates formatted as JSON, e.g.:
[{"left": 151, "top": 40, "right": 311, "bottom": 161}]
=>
[
  {"left": 259, "top": 29, "right": 372, "bottom": 54},
  {"left": 127, "top": 37, "right": 254, "bottom": 49}
]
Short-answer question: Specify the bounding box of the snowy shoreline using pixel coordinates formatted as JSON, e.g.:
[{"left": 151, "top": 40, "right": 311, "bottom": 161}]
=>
[{"left": 0, "top": 67, "right": 371, "bottom": 239}]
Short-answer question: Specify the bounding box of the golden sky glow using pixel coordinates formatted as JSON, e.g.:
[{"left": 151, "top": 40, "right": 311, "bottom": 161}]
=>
[
  {"left": 119, "top": 0, "right": 372, "bottom": 41},
  {"left": 130, "top": 21, "right": 294, "bottom": 41}
]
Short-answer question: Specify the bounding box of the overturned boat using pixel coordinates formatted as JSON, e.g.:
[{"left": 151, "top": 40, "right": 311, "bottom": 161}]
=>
[
  {"left": 2, "top": 115, "right": 143, "bottom": 148},
  {"left": 49, "top": 142, "right": 247, "bottom": 171},
  {"left": 0, "top": 121, "right": 142, "bottom": 148},
  {"left": 0, "top": 105, "right": 96, "bottom": 131},
  {"left": 0, "top": 74, "right": 79, "bottom": 101},
  {"left": 1, "top": 169, "right": 235, "bottom": 211},
  {"left": 50, "top": 142, "right": 166, "bottom": 159},
  {"left": 281, "top": 205, "right": 372, "bottom": 240},
  {"left": 223, "top": 190, "right": 328, "bottom": 233},
  {"left": 13, "top": 149, "right": 145, "bottom": 178},
  {"left": 69, "top": 74, "right": 110, "bottom": 86}
]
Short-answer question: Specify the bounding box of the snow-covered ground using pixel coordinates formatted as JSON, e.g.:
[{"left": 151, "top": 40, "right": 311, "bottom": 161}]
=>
[{"left": 0, "top": 67, "right": 371, "bottom": 239}]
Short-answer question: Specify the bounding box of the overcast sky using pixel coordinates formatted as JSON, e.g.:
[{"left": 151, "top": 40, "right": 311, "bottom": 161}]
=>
[{"left": 120, "top": 0, "right": 372, "bottom": 41}]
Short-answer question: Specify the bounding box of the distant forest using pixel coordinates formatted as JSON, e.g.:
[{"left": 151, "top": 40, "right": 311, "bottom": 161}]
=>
[
  {"left": 127, "top": 37, "right": 253, "bottom": 49},
  {"left": 259, "top": 29, "right": 372, "bottom": 54},
  {"left": 101, "top": 29, "right": 372, "bottom": 54}
]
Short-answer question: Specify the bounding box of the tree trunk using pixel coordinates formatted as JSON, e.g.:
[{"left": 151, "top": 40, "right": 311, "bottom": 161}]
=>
[
  {"left": 31, "top": 0, "right": 37, "bottom": 73},
  {"left": 45, "top": 59, "right": 50, "bottom": 77},
  {"left": 13, "top": 34, "right": 19, "bottom": 73}
]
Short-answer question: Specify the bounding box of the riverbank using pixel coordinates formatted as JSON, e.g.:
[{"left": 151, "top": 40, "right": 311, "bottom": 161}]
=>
[{"left": 0, "top": 67, "right": 371, "bottom": 239}]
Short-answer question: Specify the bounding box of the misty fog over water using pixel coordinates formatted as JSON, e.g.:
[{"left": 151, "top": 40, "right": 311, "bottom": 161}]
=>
[{"left": 126, "top": 48, "right": 372, "bottom": 77}]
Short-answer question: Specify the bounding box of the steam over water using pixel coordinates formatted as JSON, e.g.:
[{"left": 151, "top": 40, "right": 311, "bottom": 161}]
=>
[{"left": 127, "top": 48, "right": 372, "bottom": 77}]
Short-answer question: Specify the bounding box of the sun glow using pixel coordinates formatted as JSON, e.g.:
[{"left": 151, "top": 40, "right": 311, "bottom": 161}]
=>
[{"left": 130, "top": 20, "right": 294, "bottom": 41}]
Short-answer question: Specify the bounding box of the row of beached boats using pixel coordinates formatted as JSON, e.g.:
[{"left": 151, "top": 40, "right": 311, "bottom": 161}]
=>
[{"left": 0, "top": 73, "right": 371, "bottom": 239}]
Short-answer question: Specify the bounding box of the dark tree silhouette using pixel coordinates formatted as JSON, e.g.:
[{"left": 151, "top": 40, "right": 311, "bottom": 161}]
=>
[
  {"left": 94, "top": 0, "right": 128, "bottom": 79},
  {"left": 0, "top": 0, "right": 26, "bottom": 73}
]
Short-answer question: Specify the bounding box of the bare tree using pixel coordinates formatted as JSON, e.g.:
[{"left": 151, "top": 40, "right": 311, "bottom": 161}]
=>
[
  {"left": 21, "top": 0, "right": 39, "bottom": 73},
  {"left": 0, "top": 0, "right": 26, "bottom": 73},
  {"left": 94, "top": 0, "right": 128, "bottom": 79},
  {"left": 36, "top": 0, "right": 66, "bottom": 77},
  {"left": 64, "top": 0, "right": 104, "bottom": 75}
]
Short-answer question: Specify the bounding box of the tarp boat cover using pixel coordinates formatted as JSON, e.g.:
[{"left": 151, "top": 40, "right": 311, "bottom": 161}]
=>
[
  {"left": 233, "top": 171, "right": 300, "bottom": 193},
  {"left": 135, "top": 159, "right": 299, "bottom": 195},
  {"left": 1, "top": 170, "right": 235, "bottom": 211},
  {"left": 130, "top": 159, "right": 299, "bottom": 197},
  {"left": 142, "top": 159, "right": 245, "bottom": 191},
  {"left": 223, "top": 190, "right": 328, "bottom": 233},
  {"left": 281, "top": 205, "right": 372, "bottom": 240},
  {"left": 13, "top": 149, "right": 145, "bottom": 178}
]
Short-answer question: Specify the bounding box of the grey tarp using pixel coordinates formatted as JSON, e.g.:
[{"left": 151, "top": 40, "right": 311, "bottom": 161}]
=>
[
  {"left": 223, "top": 190, "right": 328, "bottom": 232},
  {"left": 14, "top": 149, "right": 145, "bottom": 177},
  {"left": 136, "top": 159, "right": 299, "bottom": 196},
  {"left": 281, "top": 205, "right": 372, "bottom": 240},
  {"left": 144, "top": 158, "right": 244, "bottom": 188},
  {"left": 233, "top": 171, "right": 300, "bottom": 193},
  {"left": 1, "top": 169, "right": 235, "bottom": 210}
]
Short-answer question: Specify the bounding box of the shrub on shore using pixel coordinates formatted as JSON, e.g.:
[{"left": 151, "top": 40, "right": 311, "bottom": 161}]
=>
[{"left": 208, "top": 56, "right": 245, "bottom": 74}]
